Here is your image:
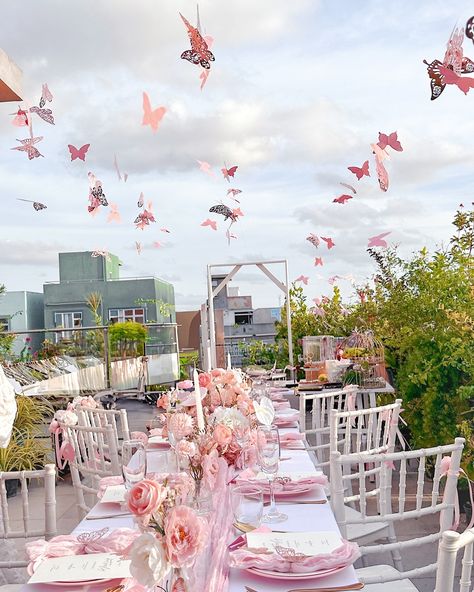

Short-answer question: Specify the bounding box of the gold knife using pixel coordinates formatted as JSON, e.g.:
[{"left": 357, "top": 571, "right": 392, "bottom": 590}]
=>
[{"left": 287, "top": 583, "right": 364, "bottom": 592}]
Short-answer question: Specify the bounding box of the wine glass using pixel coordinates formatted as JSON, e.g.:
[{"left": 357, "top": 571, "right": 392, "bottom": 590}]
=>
[
  {"left": 122, "top": 439, "right": 147, "bottom": 490},
  {"left": 256, "top": 425, "right": 287, "bottom": 523},
  {"left": 234, "top": 420, "right": 250, "bottom": 470}
]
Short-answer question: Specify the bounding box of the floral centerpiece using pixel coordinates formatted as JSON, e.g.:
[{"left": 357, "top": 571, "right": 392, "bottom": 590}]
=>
[{"left": 125, "top": 476, "right": 208, "bottom": 591}]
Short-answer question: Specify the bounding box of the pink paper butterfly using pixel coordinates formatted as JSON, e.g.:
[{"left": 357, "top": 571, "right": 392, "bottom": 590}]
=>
[
  {"left": 200, "top": 69, "right": 210, "bottom": 90},
  {"left": 368, "top": 231, "right": 391, "bottom": 248},
  {"left": 295, "top": 275, "right": 309, "bottom": 285},
  {"left": 197, "top": 160, "right": 213, "bottom": 176},
  {"left": 348, "top": 160, "right": 370, "bottom": 180},
  {"left": 11, "top": 107, "right": 28, "bottom": 127},
  {"left": 135, "top": 241, "right": 142, "bottom": 255},
  {"left": 30, "top": 106, "right": 55, "bottom": 125},
  {"left": 340, "top": 182, "right": 357, "bottom": 194},
  {"left": 41, "top": 83, "right": 53, "bottom": 104},
  {"left": 68, "top": 144, "right": 90, "bottom": 161},
  {"left": 321, "top": 236, "right": 335, "bottom": 249},
  {"left": 377, "top": 131, "right": 403, "bottom": 152},
  {"left": 11, "top": 136, "right": 44, "bottom": 160},
  {"left": 314, "top": 257, "right": 323, "bottom": 266},
  {"left": 107, "top": 203, "right": 121, "bottom": 224},
  {"left": 374, "top": 154, "right": 389, "bottom": 192},
  {"left": 333, "top": 194, "right": 353, "bottom": 204},
  {"left": 201, "top": 218, "right": 217, "bottom": 230},
  {"left": 142, "top": 91, "right": 166, "bottom": 132},
  {"left": 221, "top": 164, "right": 238, "bottom": 182}
]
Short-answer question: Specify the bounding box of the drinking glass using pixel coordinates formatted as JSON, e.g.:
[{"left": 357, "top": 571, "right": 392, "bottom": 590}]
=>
[
  {"left": 256, "top": 425, "right": 287, "bottom": 523},
  {"left": 234, "top": 422, "right": 250, "bottom": 470},
  {"left": 231, "top": 484, "right": 263, "bottom": 528},
  {"left": 122, "top": 439, "right": 147, "bottom": 490}
]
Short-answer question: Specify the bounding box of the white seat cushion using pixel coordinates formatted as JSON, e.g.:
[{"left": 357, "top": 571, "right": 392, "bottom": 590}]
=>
[
  {"left": 344, "top": 505, "right": 389, "bottom": 543},
  {"left": 356, "top": 565, "right": 418, "bottom": 591}
]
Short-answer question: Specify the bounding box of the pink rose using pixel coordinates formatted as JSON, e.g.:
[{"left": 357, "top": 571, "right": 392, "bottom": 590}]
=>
[
  {"left": 236, "top": 393, "right": 254, "bottom": 415},
  {"left": 213, "top": 423, "right": 233, "bottom": 447},
  {"left": 157, "top": 393, "right": 169, "bottom": 409},
  {"left": 198, "top": 372, "right": 211, "bottom": 388},
  {"left": 220, "top": 386, "right": 236, "bottom": 407},
  {"left": 126, "top": 479, "right": 167, "bottom": 516},
  {"left": 222, "top": 371, "right": 237, "bottom": 385},
  {"left": 211, "top": 368, "right": 225, "bottom": 378},
  {"left": 131, "top": 431, "right": 149, "bottom": 447},
  {"left": 202, "top": 450, "right": 219, "bottom": 489},
  {"left": 164, "top": 505, "right": 207, "bottom": 567},
  {"left": 168, "top": 413, "right": 194, "bottom": 440}
]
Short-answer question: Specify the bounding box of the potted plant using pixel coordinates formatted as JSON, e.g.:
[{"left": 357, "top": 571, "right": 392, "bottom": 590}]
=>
[{"left": 0, "top": 396, "right": 52, "bottom": 497}]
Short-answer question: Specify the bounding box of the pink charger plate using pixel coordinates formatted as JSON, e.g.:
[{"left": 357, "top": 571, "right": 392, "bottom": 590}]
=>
[
  {"left": 246, "top": 564, "right": 346, "bottom": 580},
  {"left": 265, "top": 485, "right": 316, "bottom": 498}
]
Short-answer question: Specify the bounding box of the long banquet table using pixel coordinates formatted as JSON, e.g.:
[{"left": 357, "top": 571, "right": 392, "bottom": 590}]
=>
[{"left": 20, "top": 400, "right": 362, "bottom": 591}]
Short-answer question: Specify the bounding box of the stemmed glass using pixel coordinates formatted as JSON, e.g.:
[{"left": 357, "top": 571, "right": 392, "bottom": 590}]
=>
[
  {"left": 234, "top": 423, "right": 250, "bottom": 470},
  {"left": 121, "top": 439, "right": 147, "bottom": 490},
  {"left": 256, "top": 425, "right": 287, "bottom": 523}
]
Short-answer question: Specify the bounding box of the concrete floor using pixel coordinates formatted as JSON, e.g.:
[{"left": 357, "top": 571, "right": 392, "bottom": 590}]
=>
[{"left": 0, "top": 397, "right": 467, "bottom": 589}]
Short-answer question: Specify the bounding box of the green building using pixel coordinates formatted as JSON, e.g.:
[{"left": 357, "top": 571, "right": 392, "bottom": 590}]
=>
[{"left": 43, "top": 251, "right": 176, "bottom": 333}]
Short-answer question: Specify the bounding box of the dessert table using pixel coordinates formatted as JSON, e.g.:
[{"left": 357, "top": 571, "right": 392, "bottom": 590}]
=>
[{"left": 20, "top": 394, "right": 362, "bottom": 591}]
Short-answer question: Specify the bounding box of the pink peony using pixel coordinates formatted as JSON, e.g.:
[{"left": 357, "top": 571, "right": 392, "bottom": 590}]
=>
[
  {"left": 168, "top": 413, "right": 194, "bottom": 440},
  {"left": 210, "top": 368, "right": 225, "bottom": 378},
  {"left": 164, "top": 505, "right": 207, "bottom": 567},
  {"left": 198, "top": 372, "right": 212, "bottom": 388},
  {"left": 175, "top": 439, "right": 197, "bottom": 459},
  {"left": 222, "top": 370, "right": 237, "bottom": 385},
  {"left": 236, "top": 393, "right": 254, "bottom": 416},
  {"left": 126, "top": 479, "right": 167, "bottom": 516},
  {"left": 213, "top": 423, "right": 233, "bottom": 447},
  {"left": 202, "top": 449, "right": 220, "bottom": 489}
]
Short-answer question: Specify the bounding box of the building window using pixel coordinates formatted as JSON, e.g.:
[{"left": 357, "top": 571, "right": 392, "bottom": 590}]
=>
[
  {"left": 54, "top": 312, "right": 82, "bottom": 340},
  {"left": 0, "top": 317, "right": 9, "bottom": 332},
  {"left": 234, "top": 311, "right": 253, "bottom": 325},
  {"left": 108, "top": 308, "right": 145, "bottom": 324}
]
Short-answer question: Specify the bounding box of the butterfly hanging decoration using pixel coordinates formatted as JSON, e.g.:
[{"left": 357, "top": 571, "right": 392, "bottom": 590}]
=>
[
  {"left": 209, "top": 204, "right": 238, "bottom": 222},
  {"left": 135, "top": 241, "right": 142, "bottom": 255},
  {"left": 11, "top": 136, "right": 44, "bottom": 160},
  {"left": 87, "top": 172, "right": 108, "bottom": 215},
  {"left": 137, "top": 192, "right": 144, "bottom": 208},
  {"left": 30, "top": 106, "right": 55, "bottom": 125},
  {"left": 348, "top": 160, "right": 370, "bottom": 180},
  {"left": 91, "top": 250, "right": 111, "bottom": 262},
  {"left": 11, "top": 106, "right": 28, "bottom": 127},
  {"left": 16, "top": 198, "right": 47, "bottom": 211},
  {"left": 423, "top": 24, "right": 474, "bottom": 99},
  {"left": 179, "top": 12, "right": 215, "bottom": 69},
  {"left": 142, "top": 92, "right": 166, "bottom": 132},
  {"left": 114, "top": 154, "right": 128, "bottom": 182},
  {"left": 135, "top": 201, "right": 156, "bottom": 229},
  {"left": 39, "top": 83, "right": 53, "bottom": 108},
  {"left": 201, "top": 218, "right": 217, "bottom": 230},
  {"left": 333, "top": 194, "right": 353, "bottom": 204},
  {"left": 368, "top": 232, "right": 391, "bottom": 248},
  {"left": 306, "top": 233, "right": 320, "bottom": 248},
  {"left": 68, "top": 144, "right": 90, "bottom": 161},
  {"left": 339, "top": 182, "right": 357, "bottom": 194},
  {"left": 221, "top": 164, "right": 238, "bottom": 182}
]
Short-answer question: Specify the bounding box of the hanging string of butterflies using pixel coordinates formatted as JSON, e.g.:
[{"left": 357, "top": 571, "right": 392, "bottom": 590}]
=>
[{"left": 424, "top": 18, "right": 474, "bottom": 99}]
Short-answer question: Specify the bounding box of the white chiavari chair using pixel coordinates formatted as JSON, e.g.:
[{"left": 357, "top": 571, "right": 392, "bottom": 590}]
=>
[
  {"left": 329, "top": 399, "right": 403, "bottom": 567},
  {"left": 76, "top": 405, "right": 130, "bottom": 452},
  {"left": 433, "top": 528, "right": 474, "bottom": 592},
  {"left": 58, "top": 422, "right": 120, "bottom": 516},
  {"left": 298, "top": 388, "right": 353, "bottom": 472},
  {"left": 330, "top": 437, "right": 465, "bottom": 588},
  {"left": 0, "top": 464, "right": 56, "bottom": 590}
]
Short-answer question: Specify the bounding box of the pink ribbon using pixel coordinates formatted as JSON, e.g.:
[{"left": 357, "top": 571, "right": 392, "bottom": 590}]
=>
[
  {"left": 26, "top": 528, "right": 140, "bottom": 575},
  {"left": 49, "top": 421, "right": 75, "bottom": 470},
  {"left": 440, "top": 455, "right": 474, "bottom": 531}
]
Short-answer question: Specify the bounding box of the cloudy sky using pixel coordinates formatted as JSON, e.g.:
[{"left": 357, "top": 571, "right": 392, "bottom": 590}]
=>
[{"left": 1, "top": 0, "right": 473, "bottom": 311}]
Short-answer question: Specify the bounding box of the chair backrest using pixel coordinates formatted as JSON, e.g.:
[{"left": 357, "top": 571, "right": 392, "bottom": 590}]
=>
[
  {"left": 59, "top": 421, "right": 121, "bottom": 514},
  {"left": 330, "top": 398, "right": 402, "bottom": 457},
  {"left": 435, "top": 528, "right": 474, "bottom": 592},
  {"left": 0, "top": 464, "right": 56, "bottom": 568},
  {"left": 76, "top": 405, "right": 130, "bottom": 449},
  {"left": 331, "top": 437, "right": 465, "bottom": 583},
  {"left": 298, "top": 388, "right": 358, "bottom": 471}
]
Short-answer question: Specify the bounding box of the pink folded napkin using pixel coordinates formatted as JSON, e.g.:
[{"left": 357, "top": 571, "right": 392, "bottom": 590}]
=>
[
  {"left": 279, "top": 432, "right": 305, "bottom": 449},
  {"left": 273, "top": 401, "right": 291, "bottom": 410},
  {"left": 97, "top": 475, "right": 124, "bottom": 499},
  {"left": 273, "top": 412, "right": 299, "bottom": 426},
  {"left": 229, "top": 537, "right": 360, "bottom": 573},
  {"left": 238, "top": 470, "right": 328, "bottom": 493},
  {"left": 26, "top": 528, "right": 140, "bottom": 575}
]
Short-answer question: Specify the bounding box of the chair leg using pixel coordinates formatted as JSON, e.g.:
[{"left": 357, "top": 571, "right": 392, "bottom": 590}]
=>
[
  {"left": 361, "top": 553, "right": 369, "bottom": 567},
  {"left": 388, "top": 526, "right": 403, "bottom": 571}
]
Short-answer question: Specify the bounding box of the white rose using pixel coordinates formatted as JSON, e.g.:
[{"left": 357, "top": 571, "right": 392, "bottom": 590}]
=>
[{"left": 129, "top": 532, "right": 169, "bottom": 588}]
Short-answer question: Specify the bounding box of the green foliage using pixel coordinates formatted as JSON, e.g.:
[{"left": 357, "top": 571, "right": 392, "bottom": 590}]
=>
[
  {"left": 86, "top": 292, "right": 104, "bottom": 356},
  {"left": 0, "top": 284, "right": 15, "bottom": 361},
  {"left": 240, "top": 340, "right": 279, "bottom": 368},
  {"left": 109, "top": 321, "right": 147, "bottom": 358},
  {"left": 179, "top": 351, "right": 199, "bottom": 380}
]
